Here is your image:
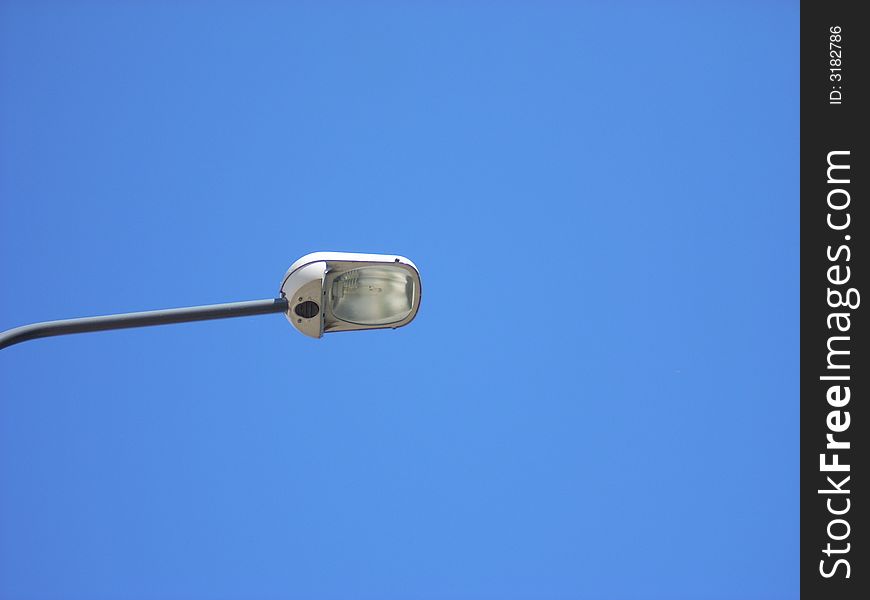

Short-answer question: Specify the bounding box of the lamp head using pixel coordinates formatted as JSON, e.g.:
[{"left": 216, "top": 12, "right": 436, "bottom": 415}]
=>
[{"left": 279, "top": 252, "right": 422, "bottom": 338}]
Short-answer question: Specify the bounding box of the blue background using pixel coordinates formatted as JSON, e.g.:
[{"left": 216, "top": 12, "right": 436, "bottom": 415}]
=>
[{"left": 0, "top": 2, "right": 799, "bottom": 598}]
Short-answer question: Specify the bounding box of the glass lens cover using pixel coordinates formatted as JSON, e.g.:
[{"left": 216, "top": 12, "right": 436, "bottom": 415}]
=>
[{"left": 330, "top": 266, "right": 415, "bottom": 325}]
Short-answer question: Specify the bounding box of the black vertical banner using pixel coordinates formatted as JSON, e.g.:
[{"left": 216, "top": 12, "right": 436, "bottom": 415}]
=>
[{"left": 801, "top": 2, "right": 868, "bottom": 598}]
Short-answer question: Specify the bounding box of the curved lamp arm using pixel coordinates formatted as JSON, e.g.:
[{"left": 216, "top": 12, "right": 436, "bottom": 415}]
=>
[{"left": 0, "top": 297, "right": 289, "bottom": 351}]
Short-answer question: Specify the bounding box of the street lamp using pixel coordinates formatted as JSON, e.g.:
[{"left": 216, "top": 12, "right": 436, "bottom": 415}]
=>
[{"left": 0, "top": 252, "right": 422, "bottom": 350}]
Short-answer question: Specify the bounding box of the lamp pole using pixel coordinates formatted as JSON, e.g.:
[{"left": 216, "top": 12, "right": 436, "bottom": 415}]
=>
[{"left": 0, "top": 297, "right": 289, "bottom": 350}]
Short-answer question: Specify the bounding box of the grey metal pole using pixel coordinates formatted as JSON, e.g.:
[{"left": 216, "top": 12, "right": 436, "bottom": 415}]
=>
[{"left": 0, "top": 297, "right": 289, "bottom": 350}]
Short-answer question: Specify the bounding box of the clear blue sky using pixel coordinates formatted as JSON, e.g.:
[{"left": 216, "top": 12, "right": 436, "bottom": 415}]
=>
[{"left": 0, "top": 2, "right": 798, "bottom": 598}]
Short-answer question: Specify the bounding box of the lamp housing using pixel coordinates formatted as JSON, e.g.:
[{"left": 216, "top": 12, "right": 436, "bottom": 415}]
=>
[{"left": 279, "top": 252, "right": 422, "bottom": 338}]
